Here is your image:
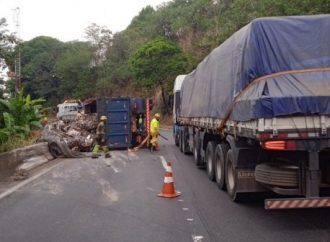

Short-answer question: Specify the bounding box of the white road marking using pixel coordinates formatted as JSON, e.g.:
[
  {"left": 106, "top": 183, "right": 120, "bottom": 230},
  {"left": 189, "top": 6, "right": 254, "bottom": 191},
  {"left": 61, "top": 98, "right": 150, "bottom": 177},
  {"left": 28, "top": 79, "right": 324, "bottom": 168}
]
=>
[
  {"left": 128, "top": 152, "right": 138, "bottom": 159},
  {"left": 182, "top": 207, "right": 189, "bottom": 211},
  {"left": 0, "top": 162, "right": 60, "bottom": 201},
  {"left": 187, "top": 218, "right": 194, "bottom": 222},
  {"left": 178, "top": 199, "right": 184, "bottom": 202},
  {"left": 115, "top": 151, "right": 139, "bottom": 160},
  {"left": 146, "top": 187, "right": 156, "bottom": 192},
  {"left": 192, "top": 235, "right": 204, "bottom": 242},
  {"left": 113, "top": 153, "right": 129, "bottom": 163},
  {"left": 159, "top": 156, "right": 168, "bottom": 170}
]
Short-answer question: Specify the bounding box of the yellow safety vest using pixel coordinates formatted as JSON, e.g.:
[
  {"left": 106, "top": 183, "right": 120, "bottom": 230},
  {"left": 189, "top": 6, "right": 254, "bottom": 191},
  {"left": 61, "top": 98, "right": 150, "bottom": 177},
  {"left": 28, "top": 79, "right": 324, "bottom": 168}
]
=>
[{"left": 150, "top": 118, "right": 159, "bottom": 133}]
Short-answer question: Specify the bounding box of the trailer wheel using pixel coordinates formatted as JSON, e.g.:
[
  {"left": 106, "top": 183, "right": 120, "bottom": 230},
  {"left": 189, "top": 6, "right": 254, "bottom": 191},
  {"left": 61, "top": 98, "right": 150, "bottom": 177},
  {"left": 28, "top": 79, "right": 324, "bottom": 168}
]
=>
[
  {"left": 182, "top": 130, "right": 189, "bottom": 155},
  {"left": 193, "top": 136, "right": 203, "bottom": 167},
  {"left": 179, "top": 130, "right": 183, "bottom": 152},
  {"left": 175, "top": 133, "right": 180, "bottom": 147},
  {"left": 206, "top": 141, "right": 216, "bottom": 181},
  {"left": 215, "top": 144, "right": 228, "bottom": 190},
  {"left": 225, "top": 149, "right": 244, "bottom": 202}
]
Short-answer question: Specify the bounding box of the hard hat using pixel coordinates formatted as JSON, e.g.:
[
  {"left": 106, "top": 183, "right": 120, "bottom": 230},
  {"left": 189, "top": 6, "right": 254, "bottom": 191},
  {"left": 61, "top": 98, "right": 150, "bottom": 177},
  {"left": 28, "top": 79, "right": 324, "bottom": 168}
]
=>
[
  {"left": 100, "top": 115, "right": 107, "bottom": 121},
  {"left": 154, "top": 113, "right": 160, "bottom": 118}
]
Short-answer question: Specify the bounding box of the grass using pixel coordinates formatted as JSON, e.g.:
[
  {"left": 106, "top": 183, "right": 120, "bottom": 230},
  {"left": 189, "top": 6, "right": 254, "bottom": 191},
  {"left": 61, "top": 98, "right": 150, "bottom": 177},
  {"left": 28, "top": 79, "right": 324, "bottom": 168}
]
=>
[{"left": 0, "top": 130, "right": 41, "bottom": 153}]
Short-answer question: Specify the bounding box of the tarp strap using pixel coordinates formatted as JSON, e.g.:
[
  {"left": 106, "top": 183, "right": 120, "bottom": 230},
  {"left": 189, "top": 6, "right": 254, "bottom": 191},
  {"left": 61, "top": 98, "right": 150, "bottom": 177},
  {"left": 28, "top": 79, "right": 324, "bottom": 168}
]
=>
[{"left": 219, "top": 67, "right": 330, "bottom": 135}]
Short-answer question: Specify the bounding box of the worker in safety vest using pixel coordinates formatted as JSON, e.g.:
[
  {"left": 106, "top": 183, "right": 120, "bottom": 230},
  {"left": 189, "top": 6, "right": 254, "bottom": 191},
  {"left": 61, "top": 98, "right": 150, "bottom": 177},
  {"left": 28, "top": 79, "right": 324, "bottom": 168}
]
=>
[
  {"left": 150, "top": 113, "right": 160, "bottom": 151},
  {"left": 92, "top": 115, "right": 111, "bottom": 158}
]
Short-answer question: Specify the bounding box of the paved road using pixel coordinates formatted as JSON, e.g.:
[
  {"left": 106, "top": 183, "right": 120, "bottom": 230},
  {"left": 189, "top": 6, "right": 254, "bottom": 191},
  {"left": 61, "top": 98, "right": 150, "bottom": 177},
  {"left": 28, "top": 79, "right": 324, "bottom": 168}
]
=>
[{"left": 0, "top": 129, "right": 330, "bottom": 242}]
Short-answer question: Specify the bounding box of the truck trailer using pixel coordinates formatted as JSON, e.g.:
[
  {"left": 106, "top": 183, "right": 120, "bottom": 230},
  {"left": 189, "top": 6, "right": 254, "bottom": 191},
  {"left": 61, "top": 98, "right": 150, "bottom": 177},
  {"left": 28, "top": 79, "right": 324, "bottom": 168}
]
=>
[
  {"left": 173, "top": 15, "right": 330, "bottom": 209},
  {"left": 97, "top": 97, "right": 151, "bottom": 149}
]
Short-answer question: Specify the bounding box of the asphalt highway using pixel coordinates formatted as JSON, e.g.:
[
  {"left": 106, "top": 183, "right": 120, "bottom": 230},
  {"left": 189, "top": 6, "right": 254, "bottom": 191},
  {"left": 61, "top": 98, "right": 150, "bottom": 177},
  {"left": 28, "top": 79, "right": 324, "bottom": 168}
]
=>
[{"left": 0, "top": 129, "right": 329, "bottom": 242}]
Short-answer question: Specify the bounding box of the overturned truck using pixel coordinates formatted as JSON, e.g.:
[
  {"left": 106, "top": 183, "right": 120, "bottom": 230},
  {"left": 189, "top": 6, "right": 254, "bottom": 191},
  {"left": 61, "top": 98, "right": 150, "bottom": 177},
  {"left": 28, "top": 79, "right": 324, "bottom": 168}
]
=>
[{"left": 174, "top": 15, "right": 330, "bottom": 209}]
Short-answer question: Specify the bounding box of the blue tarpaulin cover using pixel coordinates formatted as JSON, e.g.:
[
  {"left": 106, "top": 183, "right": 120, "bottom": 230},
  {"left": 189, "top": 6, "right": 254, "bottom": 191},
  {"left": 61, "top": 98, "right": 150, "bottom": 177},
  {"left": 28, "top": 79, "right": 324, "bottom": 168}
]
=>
[{"left": 180, "top": 15, "right": 330, "bottom": 121}]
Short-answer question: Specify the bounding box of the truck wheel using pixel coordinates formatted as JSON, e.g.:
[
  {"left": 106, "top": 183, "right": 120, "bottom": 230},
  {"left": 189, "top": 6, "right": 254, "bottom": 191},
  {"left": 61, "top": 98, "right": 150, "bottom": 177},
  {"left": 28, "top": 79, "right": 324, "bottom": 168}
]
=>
[
  {"left": 179, "top": 130, "right": 183, "bottom": 152},
  {"left": 175, "top": 133, "right": 180, "bottom": 147},
  {"left": 215, "top": 144, "right": 228, "bottom": 190},
  {"left": 193, "top": 137, "right": 203, "bottom": 167},
  {"left": 225, "top": 149, "right": 244, "bottom": 202},
  {"left": 49, "top": 142, "right": 62, "bottom": 158},
  {"left": 206, "top": 141, "right": 216, "bottom": 181},
  {"left": 182, "top": 131, "right": 189, "bottom": 155}
]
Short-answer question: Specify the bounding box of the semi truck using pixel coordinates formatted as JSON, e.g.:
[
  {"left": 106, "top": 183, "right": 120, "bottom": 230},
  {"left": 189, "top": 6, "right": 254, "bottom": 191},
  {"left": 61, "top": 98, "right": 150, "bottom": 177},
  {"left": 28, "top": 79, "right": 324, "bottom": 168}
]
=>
[{"left": 173, "top": 15, "right": 330, "bottom": 209}]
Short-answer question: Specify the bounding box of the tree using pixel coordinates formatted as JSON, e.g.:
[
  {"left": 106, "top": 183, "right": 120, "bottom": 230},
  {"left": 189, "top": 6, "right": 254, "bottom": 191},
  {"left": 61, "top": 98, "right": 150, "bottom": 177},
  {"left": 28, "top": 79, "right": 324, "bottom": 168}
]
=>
[
  {"left": 0, "top": 18, "right": 16, "bottom": 70},
  {"left": 0, "top": 78, "right": 4, "bottom": 99},
  {"left": 129, "top": 37, "right": 188, "bottom": 113},
  {"left": 55, "top": 41, "right": 93, "bottom": 99},
  {"left": 85, "top": 23, "right": 113, "bottom": 67},
  {"left": 4, "top": 78, "right": 15, "bottom": 98},
  {"left": 20, "top": 36, "right": 64, "bottom": 104},
  {"left": 20, "top": 37, "right": 94, "bottom": 104},
  {"left": 97, "top": 32, "right": 132, "bottom": 94}
]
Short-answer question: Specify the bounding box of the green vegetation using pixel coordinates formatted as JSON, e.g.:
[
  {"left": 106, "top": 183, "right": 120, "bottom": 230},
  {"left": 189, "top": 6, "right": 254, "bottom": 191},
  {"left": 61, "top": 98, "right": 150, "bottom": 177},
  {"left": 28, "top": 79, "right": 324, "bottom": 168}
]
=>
[
  {"left": 0, "top": 91, "right": 44, "bottom": 149},
  {"left": 130, "top": 38, "right": 188, "bottom": 113},
  {"left": 2, "top": 0, "right": 330, "bottom": 106}
]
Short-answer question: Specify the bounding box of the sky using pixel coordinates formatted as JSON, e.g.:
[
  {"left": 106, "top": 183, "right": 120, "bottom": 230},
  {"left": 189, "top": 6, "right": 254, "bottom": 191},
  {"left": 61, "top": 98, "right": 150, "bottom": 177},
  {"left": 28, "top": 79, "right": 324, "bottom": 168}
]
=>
[{"left": 0, "top": 0, "right": 171, "bottom": 42}]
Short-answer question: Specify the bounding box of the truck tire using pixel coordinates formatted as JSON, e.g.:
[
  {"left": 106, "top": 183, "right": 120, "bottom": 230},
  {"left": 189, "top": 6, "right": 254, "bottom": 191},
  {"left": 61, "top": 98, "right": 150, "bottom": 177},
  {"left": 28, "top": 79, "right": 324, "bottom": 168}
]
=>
[
  {"left": 179, "top": 130, "right": 183, "bottom": 152},
  {"left": 49, "top": 142, "right": 62, "bottom": 158},
  {"left": 206, "top": 141, "right": 216, "bottom": 181},
  {"left": 193, "top": 136, "right": 203, "bottom": 167},
  {"left": 225, "top": 149, "right": 245, "bottom": 202},
  {"left": 255, "top": 163, "right": 299, "bottom": 188},
  {"left": 175, "top": 133, "right": 180, "bottom": 147},
  {"left": 182, "top": 130, "right": 189, "bottom": 155},
  {"left": 215, "top": 143, "right": 228, "bottom": 190}
]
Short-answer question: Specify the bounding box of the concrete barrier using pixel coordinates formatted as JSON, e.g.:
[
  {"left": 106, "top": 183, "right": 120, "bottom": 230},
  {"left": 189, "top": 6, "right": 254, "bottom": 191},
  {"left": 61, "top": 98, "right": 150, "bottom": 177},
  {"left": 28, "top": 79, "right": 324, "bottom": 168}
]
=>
[{"left": 0, "top": 142, "right": 54, "bottom": 179}]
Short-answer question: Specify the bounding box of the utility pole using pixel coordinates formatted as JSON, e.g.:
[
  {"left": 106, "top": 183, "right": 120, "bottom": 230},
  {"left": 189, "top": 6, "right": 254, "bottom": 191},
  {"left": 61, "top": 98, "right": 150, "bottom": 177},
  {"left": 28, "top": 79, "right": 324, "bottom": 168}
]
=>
[{"left": 12, "top": 7, "right": 21, "bottom": 92}]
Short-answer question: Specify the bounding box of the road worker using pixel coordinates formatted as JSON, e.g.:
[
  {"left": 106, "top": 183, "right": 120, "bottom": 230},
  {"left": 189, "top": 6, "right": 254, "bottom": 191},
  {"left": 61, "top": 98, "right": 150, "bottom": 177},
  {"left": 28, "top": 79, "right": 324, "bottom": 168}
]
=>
[
  {"left": 150, "top": 113, "right": 160, "bottom": 151},
  {"left": 92, "top": 115, "right": 111, "bottom": 158}
]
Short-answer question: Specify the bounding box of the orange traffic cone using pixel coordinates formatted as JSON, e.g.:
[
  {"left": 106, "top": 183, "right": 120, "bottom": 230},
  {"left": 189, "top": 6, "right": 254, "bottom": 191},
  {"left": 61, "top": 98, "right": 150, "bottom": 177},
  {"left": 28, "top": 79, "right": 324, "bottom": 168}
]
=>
[{"left": 158, "top": 162, "right": 181, "bottom": 198}]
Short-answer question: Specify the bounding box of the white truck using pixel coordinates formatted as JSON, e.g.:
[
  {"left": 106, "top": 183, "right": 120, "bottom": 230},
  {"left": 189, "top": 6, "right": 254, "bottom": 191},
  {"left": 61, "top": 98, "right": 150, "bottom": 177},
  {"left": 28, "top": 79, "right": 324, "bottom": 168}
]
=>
[
  {"left": 56, "top": 101, "right": 82, "bottom": 121},
  {"left": 173, "top": 15, "right": 330, "bottom": 209}
]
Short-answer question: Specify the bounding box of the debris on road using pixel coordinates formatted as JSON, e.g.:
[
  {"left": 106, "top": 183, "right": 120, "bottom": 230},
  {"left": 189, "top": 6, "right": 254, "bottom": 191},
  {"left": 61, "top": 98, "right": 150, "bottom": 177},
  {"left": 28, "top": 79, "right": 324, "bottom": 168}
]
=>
[
  {"left": 11, "top": 170, "right": 29, "bottom": 181},
  {"left": 41, "top": 113, "right": 98, "bottom": 158}
]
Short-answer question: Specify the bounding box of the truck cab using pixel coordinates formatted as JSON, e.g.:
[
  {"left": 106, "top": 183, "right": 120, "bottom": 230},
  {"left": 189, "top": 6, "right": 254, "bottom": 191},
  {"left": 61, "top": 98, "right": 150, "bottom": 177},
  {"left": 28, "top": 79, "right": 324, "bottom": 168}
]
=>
[
  {"left": 173, "top": 75, "right": 186, "bottom": 146},
  {"left": 57, "top": 101, "right": 82, "bottom": 121}
]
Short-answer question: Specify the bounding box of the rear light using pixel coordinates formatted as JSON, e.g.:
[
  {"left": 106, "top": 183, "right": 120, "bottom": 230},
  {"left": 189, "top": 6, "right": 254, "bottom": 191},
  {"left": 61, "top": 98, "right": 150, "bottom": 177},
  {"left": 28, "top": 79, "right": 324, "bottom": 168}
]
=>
[
  {"left": 263, "top": 141, "right": 285, "bottom": 150},
  {"left": 261, "top": 140, "right": 296, "bottom": 150}
]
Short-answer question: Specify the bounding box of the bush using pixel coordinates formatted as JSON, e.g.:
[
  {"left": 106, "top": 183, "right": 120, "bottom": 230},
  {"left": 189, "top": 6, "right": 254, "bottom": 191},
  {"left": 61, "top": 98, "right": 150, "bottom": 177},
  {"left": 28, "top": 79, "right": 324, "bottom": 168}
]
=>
[{"left": 0, "top": 90, "right": 45, "bottom": 146}]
